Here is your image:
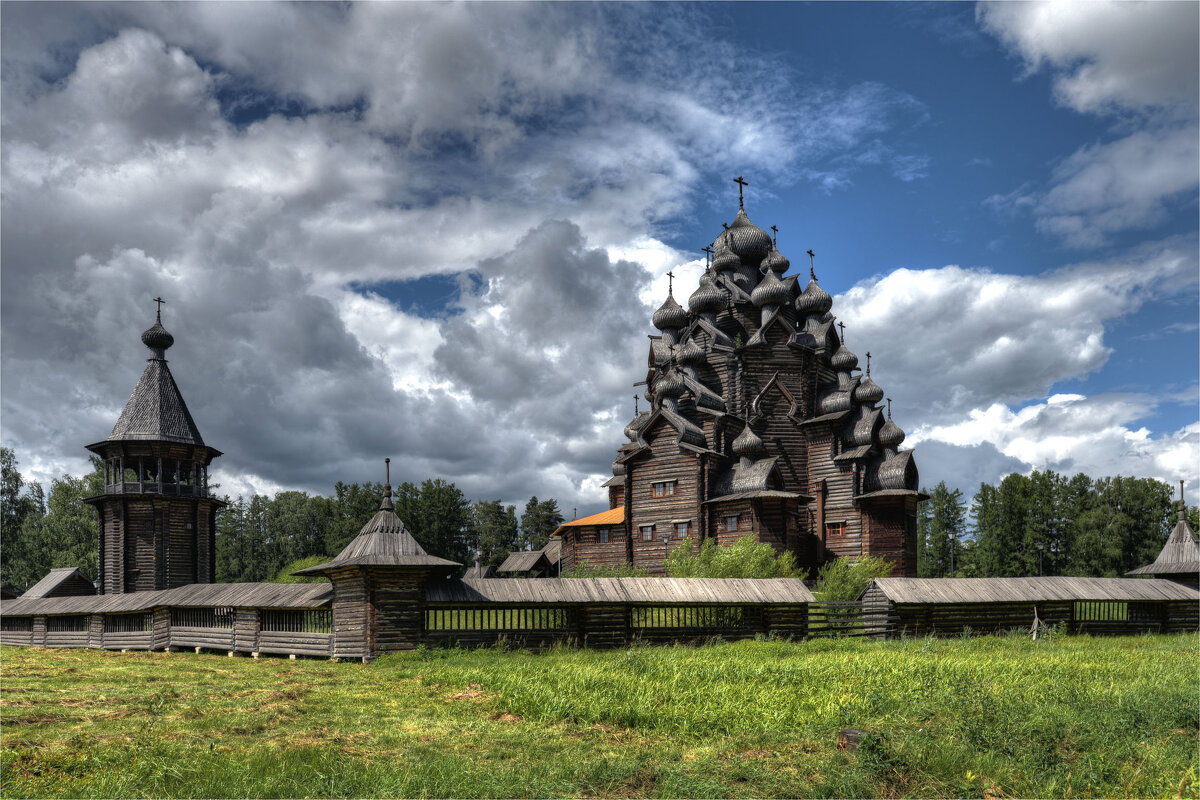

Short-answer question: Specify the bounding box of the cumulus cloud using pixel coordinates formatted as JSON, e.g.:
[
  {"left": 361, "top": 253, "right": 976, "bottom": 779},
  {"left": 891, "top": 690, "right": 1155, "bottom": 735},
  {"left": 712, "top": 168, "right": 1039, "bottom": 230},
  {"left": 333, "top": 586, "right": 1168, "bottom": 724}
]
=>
[
  {"left": 977, "top": 1, "right": 1200, "bottom": 249},
  {"left": 834, "top": 236, "right": 1197, "bottom": 421},
  {"left": 977, "top": 0, "right": 1199, "bottom": 116}
]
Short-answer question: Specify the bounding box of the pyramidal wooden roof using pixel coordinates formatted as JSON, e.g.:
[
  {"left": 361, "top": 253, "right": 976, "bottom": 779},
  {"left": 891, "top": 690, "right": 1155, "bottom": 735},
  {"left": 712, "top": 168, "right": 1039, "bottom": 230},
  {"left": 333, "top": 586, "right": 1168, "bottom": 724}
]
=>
[
  {"left": 293, "top": 463, "right": 459, "bottom": 575},
  {"left": 1128, "top": 512, "right": 1200, "bottom": 577},
  {"left": 107, "top": 310, "right": 205, "bottom": 445}
]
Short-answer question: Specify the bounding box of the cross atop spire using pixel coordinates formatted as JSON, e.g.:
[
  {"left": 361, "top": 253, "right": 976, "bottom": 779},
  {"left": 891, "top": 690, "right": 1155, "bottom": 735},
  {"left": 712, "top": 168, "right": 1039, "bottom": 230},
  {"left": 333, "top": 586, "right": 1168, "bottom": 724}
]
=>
[
  {"left": 153, "top": 296, "right": 166, "bottom": 321},
  {"left": 886, "top": 397, "right": 892, "bottom": 419},
  {"left": 865, "top": 351, "right": 872, "bottom": 377},
  {"left": 806, "top": 249, "right": 816, "bottom": 281},
  {"left": 702, "top": 244, "right": 713, "bottom": 267},
  {"left": 1181, "top": 479, "right": 1187, "bottom": 522},
  {"left": 666, "top": 270, "right": 675, "bottom": 295},
  {"left": 634, "top": 395, "right": 640, "bottom": 415},
  {"left": 733, "top": 175, "right": 748, "bottom": 209},
  {"left": 770, "top": 224, "right": 778, "bottom": 246},
  {"left": 837, "top": 321, "right": 845, "bottom": 343}
]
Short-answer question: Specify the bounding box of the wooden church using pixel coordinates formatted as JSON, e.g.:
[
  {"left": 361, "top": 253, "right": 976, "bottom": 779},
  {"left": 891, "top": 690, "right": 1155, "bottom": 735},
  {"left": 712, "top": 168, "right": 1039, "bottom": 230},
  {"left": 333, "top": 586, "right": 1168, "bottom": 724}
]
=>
[{"left": 557, "top": 181, "right": 923, "bottom": 576}]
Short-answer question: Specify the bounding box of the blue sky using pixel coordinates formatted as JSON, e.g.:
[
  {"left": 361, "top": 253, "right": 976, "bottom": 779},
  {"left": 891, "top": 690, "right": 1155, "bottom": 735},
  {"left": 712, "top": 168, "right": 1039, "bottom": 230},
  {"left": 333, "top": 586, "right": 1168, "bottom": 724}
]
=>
[{"left": 2, "top": 2, "right": 1196, "bottom": 511}]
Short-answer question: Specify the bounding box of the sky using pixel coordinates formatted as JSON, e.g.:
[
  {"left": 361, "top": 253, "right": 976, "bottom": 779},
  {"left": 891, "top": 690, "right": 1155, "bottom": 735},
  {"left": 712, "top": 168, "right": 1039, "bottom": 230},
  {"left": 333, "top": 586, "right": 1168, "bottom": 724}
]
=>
[{"left": 2, "top": 1, "right": 1197, "bottom": 517}]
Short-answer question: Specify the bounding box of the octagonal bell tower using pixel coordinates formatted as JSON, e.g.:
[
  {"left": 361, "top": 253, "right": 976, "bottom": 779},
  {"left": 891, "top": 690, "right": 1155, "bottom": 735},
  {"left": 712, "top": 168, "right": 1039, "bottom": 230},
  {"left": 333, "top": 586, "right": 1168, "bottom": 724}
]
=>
[{"left": 84, "top": 302, "right": 224, "bottom": 593}]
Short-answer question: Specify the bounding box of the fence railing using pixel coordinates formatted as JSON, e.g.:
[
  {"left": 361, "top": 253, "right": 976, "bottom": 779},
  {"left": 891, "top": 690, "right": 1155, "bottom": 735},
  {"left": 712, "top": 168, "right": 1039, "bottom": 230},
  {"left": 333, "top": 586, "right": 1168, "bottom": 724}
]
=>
[{"left": 807, "top": 602, "right": 893, "bottom": 638}]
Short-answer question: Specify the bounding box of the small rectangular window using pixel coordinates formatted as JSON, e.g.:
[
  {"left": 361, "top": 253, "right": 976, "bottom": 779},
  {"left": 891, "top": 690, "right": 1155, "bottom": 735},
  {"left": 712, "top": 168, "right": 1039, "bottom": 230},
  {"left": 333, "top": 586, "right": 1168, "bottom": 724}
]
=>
[
  {"left": 724, "top": 515, "right": 739, "bottom": 532},
  {"left": 674, "top": 522, "right": 690, "bottom": 538},
  {"left": 826, "top": 521, "right": 846, "bottom": 537},
  {"left": 640, "top": 525, "right": 654, "bottom": 541},
  {"left": 598, "top": 528, "right": 610, "bottom": 543},
  {"left": 652, "top": 481, "right": 677, "bottom": 498}
]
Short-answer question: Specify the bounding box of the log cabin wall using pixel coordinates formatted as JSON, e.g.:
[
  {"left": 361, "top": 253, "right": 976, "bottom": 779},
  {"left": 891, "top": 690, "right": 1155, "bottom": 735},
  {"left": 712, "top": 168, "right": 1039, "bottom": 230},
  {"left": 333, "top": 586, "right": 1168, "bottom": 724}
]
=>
[
  {"left": 863, "top": 496, "right": 918, "bottom": 575},
  {"left": 629, "top": 423, "right": 701, "bottom": 574},
  {"left": 330, "top": 568, "right": 370, "bottom": 661},
  {"left": 565, "top": 527, "right": 629, "bottom": 571},
  {"left": 710, "top": 500, "right": 754, "bottom": 546},
  {"left": 368, "top": 567, "right": 427, "bottom": 655}
]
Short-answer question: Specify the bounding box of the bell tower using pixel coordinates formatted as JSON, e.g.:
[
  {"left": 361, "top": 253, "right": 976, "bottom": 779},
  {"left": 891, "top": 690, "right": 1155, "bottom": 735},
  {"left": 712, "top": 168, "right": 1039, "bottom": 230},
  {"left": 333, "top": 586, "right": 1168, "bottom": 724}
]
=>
[{"left": 84, "top": 301, "right": 224, "bottom": 593}]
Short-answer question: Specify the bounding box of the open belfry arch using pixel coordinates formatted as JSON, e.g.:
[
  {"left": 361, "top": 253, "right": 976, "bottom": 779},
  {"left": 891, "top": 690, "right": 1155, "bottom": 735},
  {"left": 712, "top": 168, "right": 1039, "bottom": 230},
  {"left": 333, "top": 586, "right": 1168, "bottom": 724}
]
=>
[
  {"left": 559, "top": 178, "right": 924, "bottom": 575},
  {"left": 84, "top": 302, "right": 225, "bottom": 594}
]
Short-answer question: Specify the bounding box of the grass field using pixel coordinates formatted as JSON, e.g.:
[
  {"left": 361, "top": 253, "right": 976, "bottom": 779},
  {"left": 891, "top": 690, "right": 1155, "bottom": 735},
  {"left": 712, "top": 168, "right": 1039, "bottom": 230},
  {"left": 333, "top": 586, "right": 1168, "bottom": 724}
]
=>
[{"left": 2, "top": 634, "right": 1197, "bottom": 798}]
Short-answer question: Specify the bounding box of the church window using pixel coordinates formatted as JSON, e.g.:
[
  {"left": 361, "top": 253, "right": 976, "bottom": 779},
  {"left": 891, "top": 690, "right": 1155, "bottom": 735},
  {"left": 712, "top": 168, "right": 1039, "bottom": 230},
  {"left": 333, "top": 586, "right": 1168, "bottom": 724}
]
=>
[
  {"left": 598, "top": 528, "right": 610, "bottom": 543},
  {"left": 674, "top": 521, "right": 691, "bottom": 538},
  {"left": 653, "top": 481, "right": 677, "bottom": 497},
  {"left": 826, "top": 521, "right": 846, "bottom": 537},
  {"left": 724, "top": 515, "right": 739, "bottom": 532},
  {"left": 640, "top": 525, "right": 655, "bottom": 541}
]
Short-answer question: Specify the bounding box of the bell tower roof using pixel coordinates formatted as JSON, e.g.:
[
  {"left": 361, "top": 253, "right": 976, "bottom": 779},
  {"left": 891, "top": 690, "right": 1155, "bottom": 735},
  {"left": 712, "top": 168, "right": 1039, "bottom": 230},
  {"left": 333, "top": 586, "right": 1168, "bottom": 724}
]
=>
[{"left": 108, "top": 302, "right": 205, "bottom": 446}]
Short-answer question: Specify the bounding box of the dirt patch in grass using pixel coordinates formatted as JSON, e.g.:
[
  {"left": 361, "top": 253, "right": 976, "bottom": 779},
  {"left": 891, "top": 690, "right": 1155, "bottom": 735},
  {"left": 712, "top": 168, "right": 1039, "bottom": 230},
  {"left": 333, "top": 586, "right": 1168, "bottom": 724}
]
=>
[{"left": 446, "top": 684, "right": 492, "bottom": 702}]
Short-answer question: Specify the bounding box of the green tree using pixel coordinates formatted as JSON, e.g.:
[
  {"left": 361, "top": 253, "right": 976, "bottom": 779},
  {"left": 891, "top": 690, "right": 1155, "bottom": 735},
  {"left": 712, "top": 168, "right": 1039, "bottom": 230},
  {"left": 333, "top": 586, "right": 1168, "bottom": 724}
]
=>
[
  {"left": 519, "top": 496, "right": 564, "bottom": 552},
  {"left": 664, "top": 535, "right": 802, "bottom": 578},
  {"left": 921, "top": 482, "right": 966, "bottom": 578},
  {"left": 412, "top": 479, "right": 476, "bottom": 565},
  {"left": 1067, "top": 476, "right": 1172, "bottom": 577},
  {"left": 0, "top": 448, "right": 47, "bottom": 591},
  {"left": 814, "top": 555, "right": 894, "bottom": 602},
  {"left": 474, "top": 499, "right": 519, "bottom": 567}
]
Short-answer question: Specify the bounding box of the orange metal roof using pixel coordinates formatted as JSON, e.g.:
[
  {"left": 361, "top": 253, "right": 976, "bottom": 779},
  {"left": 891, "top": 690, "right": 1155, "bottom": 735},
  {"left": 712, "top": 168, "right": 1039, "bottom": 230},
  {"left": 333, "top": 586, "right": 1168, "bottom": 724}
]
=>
[{"left": 551, "top": 507, "right": 624, "bottom": 537}]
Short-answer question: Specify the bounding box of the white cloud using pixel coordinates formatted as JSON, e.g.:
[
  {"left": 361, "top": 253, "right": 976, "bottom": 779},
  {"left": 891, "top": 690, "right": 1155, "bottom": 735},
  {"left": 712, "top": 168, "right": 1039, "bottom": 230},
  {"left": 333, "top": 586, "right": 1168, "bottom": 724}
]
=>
[
  {"left": 977, "top": 0, "right": 1199, "bottom": 116},
  {"left": 833, "top": 236, "right": 1198, "bottom": 422}
]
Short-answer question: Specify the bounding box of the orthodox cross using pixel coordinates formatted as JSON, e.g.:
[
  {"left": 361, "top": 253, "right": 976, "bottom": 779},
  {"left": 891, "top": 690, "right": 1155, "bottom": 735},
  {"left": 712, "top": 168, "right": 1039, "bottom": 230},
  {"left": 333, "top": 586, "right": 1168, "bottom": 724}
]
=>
[
  {"left": 886, "top": 397, "right": 892, "bottom": 419},
  {"left": 153, "top": 296, "right": 166, "bottom": 320},
  {"left": 634, "top": 395, "right": 640, "bottom": 415},
  {"left": 702, "top": 245, "right": 713, "bottom": 268},
  {"left": 865, "top": 351, "right": 872, "bottom": 376},
  {"left": 806, "top": 249, "right": 816, "bottom": 280},
  {"left": 770, "top": 225, "right": 778, "bottom": 246},
  {"left": 666, "top": 270, "right": 674, "bottom": 295},
  {"left": 837, "top": 321, "right": 845, "bottom": 343},
  {"left": 733, "top": 175, "right": 748, "bottom": 208}
]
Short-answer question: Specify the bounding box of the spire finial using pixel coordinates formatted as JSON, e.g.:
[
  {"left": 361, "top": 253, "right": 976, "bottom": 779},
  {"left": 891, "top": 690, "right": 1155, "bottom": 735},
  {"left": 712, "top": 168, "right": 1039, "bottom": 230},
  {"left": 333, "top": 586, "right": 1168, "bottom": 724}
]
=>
[
  {"left": 634, "top": 395, "right": 639, "bottom": 415},
  {"left": 734, "top": 175, "right": 748, "bottom": 209},
  {"left": 722, "top": 222, "right": 729, "bottom": 231},
  {"left": 886, "top": 397, "right": 892, "bottom": 419},
  {"left": 666, "top": 270, "right": 674, "bottom": 296},
  {"left": 865, "top": 351, "right": 872, "bottom": 377},
  {"left": 153, "top": 296, "right": 166, "bottom": 322},
  {"left": 837, "top": 321, "right": 845, "bottom": 343},
  {"left": 702, "top": 244, "right": 713, "bottom": 268},
  {"left": 806, "top": 249, "right": 816, "bottom": 281},
  {"left": 770, "top": 225, "right": 778, "bottom": 246},
  {"left": 384, "top": 457, "right": 392, "bottom": 497},
  {"left": 1181, "top": 480, "right": 1187, "bottom": 522}
]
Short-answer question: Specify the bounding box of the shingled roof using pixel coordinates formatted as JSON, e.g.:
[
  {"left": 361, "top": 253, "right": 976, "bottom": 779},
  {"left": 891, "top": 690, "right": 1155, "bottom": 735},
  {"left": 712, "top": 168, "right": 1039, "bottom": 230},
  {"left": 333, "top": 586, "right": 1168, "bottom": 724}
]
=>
[
  {"left": 107, "top": 309, "right": 205, "bottom": 445},
  {"left": 1127, "top": 504, "right": 1200, "bottom": 578},
  {"left": 293, "top": 460, "right": 459, "bottom": 576},
  {"left": 20, "top": 567, "right": 95, "bottom": 599}
]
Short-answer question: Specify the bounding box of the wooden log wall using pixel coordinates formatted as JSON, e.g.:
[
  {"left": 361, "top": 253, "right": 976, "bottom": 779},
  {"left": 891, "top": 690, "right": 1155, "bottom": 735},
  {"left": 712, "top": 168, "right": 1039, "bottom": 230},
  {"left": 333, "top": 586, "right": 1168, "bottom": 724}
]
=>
[
  {"left": 88, "top": 614, "right": 104, "bottom": 648},
  {"left": 744, "top": 333, "right": 811, "bottom": 495},
  {"left": 102, "top": 630, "right": 154, "bottom": 650},
  {"left": 368, "top": 567, "right": 427, "bottom": 655},
  {"left": 126, "top": 500, "right": 156, "bottom": 593},
  {"left": 629, "top": 424, "right": 701, "bottom": 574},
  {"left": 891, "top": 602, "right": 1074, "bottom": 638},
  {"left": 862, "top": 497, "right": 917, "bottom": 576},
  {"left": 170, "top": 626, "right": 235, "bottom": 651},
  {"left": 710, "top": 499, "right": 754, "bottom": 546},
  {"left": 330, "top": 568, "right": 369, "bottom": 661},
  {"left": 1165, "top": 600, "right": 1200, "bottom": 633},
  {"left": 580, "top": 604, "right": 629, "bottom": 648},
  {"left": 257, "top": 631, "right": 333, "bottom": 657},
  {"left": 152, "top": 607, "right": 171, "bottom": 650},
  {"left": 764, "top": 604, "right": 807, "bottom": 639},
  {"left": 563, "top": 526, "right": 629, "bottom": 571},
  {"left": 234, "top": 608, "right": 259, "bottom": 653}
]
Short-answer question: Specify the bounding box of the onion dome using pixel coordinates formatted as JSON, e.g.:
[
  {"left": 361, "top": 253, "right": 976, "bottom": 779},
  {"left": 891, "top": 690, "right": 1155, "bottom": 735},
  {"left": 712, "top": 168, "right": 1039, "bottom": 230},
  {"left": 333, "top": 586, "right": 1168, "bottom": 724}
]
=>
[
  {"left": 750, "top": 268, "right": 791, "bottom": 308},
  {"left": 689, "top": 272, "right": 728, "bottom": 314},
  {"left": 676, "top": 338, "right": 706, "bottom": 366},
  {"left": 141, "top": 312, "right": 174, "bottom": 356},
  {"left": 624, "top": 411, "right": 650, "bottom": 442},
  {"left": 830, "top": 343, "right": 858, "bottom": 372},
  {"left": 712, "top": 238, "right": 740, "bottom": 272},
  {"left": 726, "top": 208, "right": 772, "bottom": 264},
  {"left": 762, "top": 246, "right": 790, "bottom": 274},
  {"left": 654, "top": 369, "right": 685, "bottom": 399},
  {"left": 795, "top": 278, "right": 833, "bottom": 318},
  {"left": 652, "top": 293, "right": 688, "bottom": 331},
  {"left": 855, "top": 374, "right": 884, "bottom": 405},
  {"left": 878, "top": 417, "right": 905, "bottom": 448},
  {"left": 732, "top": 423, "right": 767, "bottom": 458}
]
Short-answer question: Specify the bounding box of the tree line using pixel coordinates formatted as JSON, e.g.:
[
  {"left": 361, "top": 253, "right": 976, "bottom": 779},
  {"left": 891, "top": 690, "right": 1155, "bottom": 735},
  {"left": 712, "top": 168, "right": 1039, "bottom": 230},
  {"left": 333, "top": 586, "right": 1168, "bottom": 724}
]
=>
[
  {"left": 0, "top": 448, "right": 563, "bottom": 592},
  {"left": 917, "top": 470, "right": 1198, "bottom": 579}
]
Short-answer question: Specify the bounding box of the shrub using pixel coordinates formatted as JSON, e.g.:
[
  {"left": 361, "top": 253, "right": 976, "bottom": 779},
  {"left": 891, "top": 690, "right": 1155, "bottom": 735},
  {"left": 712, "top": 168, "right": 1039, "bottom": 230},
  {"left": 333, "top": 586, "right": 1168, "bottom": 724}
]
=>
[
  {"left": 664, "top": 535, "right": 804, "bottom": 578},
  {"left": 268, "top": 554, "right": 330, "bottom": 583},
  {"left": 814, "top": 555, "right": 894, "bottom": 601},
  {"left": 559, "top": 561, "right": 649, "bottom": 578}
]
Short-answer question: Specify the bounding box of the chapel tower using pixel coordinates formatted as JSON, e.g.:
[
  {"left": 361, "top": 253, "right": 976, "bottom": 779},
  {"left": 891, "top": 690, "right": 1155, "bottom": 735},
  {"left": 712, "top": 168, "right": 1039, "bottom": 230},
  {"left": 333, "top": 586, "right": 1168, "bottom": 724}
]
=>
[{"left": 84, "top": 302, "right": 224, "bottom": 593}]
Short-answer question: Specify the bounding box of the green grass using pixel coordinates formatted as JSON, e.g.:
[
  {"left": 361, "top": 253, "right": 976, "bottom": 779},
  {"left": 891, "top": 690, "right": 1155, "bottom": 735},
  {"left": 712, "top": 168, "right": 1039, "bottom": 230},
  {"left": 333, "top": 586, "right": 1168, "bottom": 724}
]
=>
[{"left": 2, "top": 635, "right": 1197, "bottom": 798}]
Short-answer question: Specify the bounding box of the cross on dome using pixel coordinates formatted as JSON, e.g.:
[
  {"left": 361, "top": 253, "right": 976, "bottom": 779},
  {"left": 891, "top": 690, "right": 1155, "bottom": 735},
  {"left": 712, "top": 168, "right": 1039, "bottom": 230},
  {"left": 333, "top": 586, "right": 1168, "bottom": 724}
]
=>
[{"left": 733, "top": 175, "right": 748, "bottom": 209}]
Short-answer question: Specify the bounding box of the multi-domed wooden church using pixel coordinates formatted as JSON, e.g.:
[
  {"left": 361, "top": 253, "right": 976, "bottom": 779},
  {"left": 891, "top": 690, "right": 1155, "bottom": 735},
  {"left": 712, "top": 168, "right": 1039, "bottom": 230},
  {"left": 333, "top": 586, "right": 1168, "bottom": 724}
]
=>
[{"left": 557, "top": 182, "right": 922, "bottom": 576}]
